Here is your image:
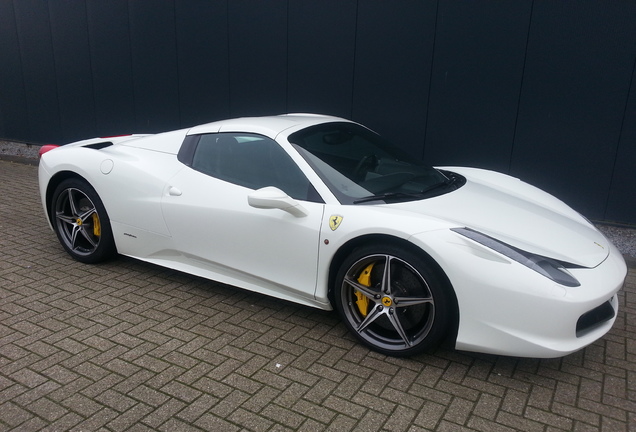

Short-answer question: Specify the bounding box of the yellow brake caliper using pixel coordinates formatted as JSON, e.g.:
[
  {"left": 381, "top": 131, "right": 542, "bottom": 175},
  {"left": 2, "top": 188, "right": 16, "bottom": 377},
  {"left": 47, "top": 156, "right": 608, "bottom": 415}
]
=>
[
  {"left": 355, "top": 263, "right": 374, "bottom": 317},
  {"left": 92, "top": 213, "right": 101, "bottom": 237}
]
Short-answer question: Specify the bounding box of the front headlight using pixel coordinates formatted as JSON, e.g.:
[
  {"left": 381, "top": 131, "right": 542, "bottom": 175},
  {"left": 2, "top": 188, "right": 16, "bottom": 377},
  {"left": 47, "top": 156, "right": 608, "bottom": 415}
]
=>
[{"left": 451, "top": 227, "right": 581, "bottom": 287}]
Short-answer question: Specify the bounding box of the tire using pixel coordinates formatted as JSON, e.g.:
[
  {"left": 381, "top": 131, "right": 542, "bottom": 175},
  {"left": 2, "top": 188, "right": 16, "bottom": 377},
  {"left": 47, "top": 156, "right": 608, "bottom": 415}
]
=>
[
  {"left": 334, "top": 244, "right": 454, "bottom": 356},
  {"left": 50, "top": 178, "right": 116, "bottom": 263}
]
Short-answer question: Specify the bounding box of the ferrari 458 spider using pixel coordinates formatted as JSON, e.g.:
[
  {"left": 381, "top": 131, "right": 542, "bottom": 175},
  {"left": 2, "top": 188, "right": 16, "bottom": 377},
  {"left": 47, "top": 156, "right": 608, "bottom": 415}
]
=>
[{"left": 38, "top": 114, "right": 626, "bottom": 357}]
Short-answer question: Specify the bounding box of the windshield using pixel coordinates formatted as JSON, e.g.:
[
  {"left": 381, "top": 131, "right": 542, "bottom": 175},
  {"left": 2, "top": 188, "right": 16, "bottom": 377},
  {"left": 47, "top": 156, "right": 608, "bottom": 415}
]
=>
[{"left": 288, "top": 122, "right": 462, "bottom": 204}]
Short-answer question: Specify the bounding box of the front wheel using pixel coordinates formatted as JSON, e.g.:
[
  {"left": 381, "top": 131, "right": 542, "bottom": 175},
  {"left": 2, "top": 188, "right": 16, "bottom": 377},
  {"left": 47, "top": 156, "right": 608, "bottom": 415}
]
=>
[
  {"left": 334, "top": 244, "right": 454, "bottom": 356},
  {"left": 50, "top": 178, "right": 116, "bottom": 263}
]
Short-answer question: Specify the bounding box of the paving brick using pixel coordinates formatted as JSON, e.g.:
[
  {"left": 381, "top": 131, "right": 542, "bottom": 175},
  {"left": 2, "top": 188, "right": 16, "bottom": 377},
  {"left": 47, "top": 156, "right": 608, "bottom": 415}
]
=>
[
  {"left": 26, "top": 397, "right": 69, "bottom": 422},
  {"left": 472, "top": 392, "right": 502, "bottom": 421},
  {"left": 322, "top": 394, "right": 366, "bottom": 419},
  {"left": 94, "top": 389, "right": 137, "bottom": 412},
  {"left": 325, "top": 413, "right": 358, "bottom": 432},
  {"left": 13, "top": 380, "right": 61, "bottom": 405},
  {"left": 193, "top": 413, "right": 241, "bottom": 432},
  {"left": 222, "top": 372, "right": 263, "bottom": 395},
  {"left": 159, "top": 381, "right": 202, "bottom": 403},
  {"left": 292, "top": 398, "right": 336, "bottom": 424},
  {"left": 45, "top": 411, "right": 84, "bottom": 431},
  {"left": 466, "top": 416, "right": 517, "bottom": 432},
  {"left": 242, "top": 385, "right": 281, "bottom": 413},
  {"left": 208, "top": 388, "right": 250, "bottom": 417},
  {"left": 354, "top": 410, "right": 389, "bottom": 432},
  {"left": 106, "top": 402, "right": 154, "bottom": 432},
  {"left": 496, "top": 410, "right": 545, "bottom": 432},
  {"left": 0, "top": 401, "right": 32, "bottom": 427},
  {"left": 228, "top": 407, "right": 275, "bottom": 431},
  {"left": 302, "top": 377, "right": 337, "bottom": 404},
  {"left": 9, "top": 416, "right": 48, "bottom": 432},
  {"left": 383, "top": 405, "right": 418, "bottom": 431},
  {"left": 140, "top": 398, "right": 187, "bottom": 429}
]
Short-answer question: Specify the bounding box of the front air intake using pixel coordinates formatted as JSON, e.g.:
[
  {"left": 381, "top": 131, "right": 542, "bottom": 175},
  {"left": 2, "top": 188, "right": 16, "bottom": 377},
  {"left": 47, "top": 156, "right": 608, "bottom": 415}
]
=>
[{"left": 576, "top": 299, "right": 615, "bottom": 337}]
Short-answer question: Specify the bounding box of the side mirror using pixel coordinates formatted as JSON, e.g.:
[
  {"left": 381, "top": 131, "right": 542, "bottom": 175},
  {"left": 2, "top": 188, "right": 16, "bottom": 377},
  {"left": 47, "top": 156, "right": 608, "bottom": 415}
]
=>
[{"left": 248, "top": 187, "right": 309, "bottom": 218}]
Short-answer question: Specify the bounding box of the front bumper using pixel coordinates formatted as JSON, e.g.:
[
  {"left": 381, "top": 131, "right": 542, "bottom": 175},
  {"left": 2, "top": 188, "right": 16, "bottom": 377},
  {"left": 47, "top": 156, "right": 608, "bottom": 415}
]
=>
[{"left": 410, "top": 229, "right": 627, "bottom": 358}]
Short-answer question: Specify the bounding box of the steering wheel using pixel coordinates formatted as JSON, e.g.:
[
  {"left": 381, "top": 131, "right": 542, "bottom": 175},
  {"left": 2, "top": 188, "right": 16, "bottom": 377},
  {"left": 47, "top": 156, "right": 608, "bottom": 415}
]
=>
[{"left": 353, "top": 154, "right": 378, "bottom": 181}]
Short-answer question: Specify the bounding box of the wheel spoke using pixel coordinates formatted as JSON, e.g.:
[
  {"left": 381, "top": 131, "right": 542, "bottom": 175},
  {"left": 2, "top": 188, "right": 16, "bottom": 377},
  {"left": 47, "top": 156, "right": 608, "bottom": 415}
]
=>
[
  {"left": 380, "top": 255, "right": 392, "bottom": 294},
  {"left": 70, "top": 224, "right": 82, "bottom": 249},
  {"left": 343, "top": 275, "right": 377, "bottom": 299},
  {"left": 56, "top": 213, "right": 76, "bottom": 225},
  {"left": 356, "top": 304, "right": 384, "bottom": 333},
  {"left": 386, "top": 310, "right": 412, "bottom": 346},
  {"left": 67, "top": 189, "right": 80, "bottom": 216},
  {"left": 78, "top": 207, "right": 96, "bottom": 221},
  {"left": 78, "top": 226, "right": 98, "bottom": 248},
  {"left": 394, "top": 295, "right": 433, "bottom": 307}
]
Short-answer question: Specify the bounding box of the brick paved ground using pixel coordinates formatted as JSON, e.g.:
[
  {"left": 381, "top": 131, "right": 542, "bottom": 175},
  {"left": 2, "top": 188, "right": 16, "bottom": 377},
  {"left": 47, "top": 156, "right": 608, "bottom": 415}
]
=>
[{"left": 0, "top": 159, "right": 634, "bottom": 432}]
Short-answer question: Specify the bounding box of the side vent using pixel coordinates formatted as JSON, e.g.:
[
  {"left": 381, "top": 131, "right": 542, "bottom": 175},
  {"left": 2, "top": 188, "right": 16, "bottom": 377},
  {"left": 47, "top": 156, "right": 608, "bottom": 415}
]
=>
[{"left": 85, "top": 142, "right": 113, "bottom": 150}]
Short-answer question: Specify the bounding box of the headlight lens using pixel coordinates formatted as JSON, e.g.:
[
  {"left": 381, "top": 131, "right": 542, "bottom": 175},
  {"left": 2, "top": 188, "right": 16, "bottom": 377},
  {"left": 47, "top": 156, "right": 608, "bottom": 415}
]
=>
[{"left": 452, "top": 227, "right": 581, "bottom": 287}]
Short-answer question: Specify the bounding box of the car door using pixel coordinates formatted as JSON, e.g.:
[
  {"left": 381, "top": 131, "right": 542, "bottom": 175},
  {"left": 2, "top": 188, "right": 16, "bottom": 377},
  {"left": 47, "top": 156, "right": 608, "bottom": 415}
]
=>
[{"left": 161, "top": 132, "right": 326, "bottom": 306}]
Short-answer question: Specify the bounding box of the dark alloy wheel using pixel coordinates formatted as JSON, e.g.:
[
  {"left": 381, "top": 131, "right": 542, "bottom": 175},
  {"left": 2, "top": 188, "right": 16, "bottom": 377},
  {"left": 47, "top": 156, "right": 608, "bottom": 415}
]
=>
[
  {"left": 50, "top": 178, "right": 116, "bottom": 263},
  {"left": 334, "top": 244, "right": 454, "bottom": 356}
]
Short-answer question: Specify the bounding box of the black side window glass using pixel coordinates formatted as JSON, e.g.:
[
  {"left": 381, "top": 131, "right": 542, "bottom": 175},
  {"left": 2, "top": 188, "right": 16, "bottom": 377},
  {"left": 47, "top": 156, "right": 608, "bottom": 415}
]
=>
[{"left": 191, "top": 133, "right": 320, "bottom": 202}]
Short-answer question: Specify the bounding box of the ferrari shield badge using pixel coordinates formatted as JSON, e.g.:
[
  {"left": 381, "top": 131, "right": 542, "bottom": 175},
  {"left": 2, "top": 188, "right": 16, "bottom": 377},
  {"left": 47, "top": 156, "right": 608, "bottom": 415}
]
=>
[{"left": 329, "top": 215, "right": 343, "bottom": 231}]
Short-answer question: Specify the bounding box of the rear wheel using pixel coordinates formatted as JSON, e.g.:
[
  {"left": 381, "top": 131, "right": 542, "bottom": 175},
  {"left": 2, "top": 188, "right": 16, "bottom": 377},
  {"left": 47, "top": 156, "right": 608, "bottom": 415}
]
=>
[
  {"left": 334, "top": 244, "right": 453, "bottom": 356},
  {"left": 50, "top": 178, "right": 116, "bottom": 263}
]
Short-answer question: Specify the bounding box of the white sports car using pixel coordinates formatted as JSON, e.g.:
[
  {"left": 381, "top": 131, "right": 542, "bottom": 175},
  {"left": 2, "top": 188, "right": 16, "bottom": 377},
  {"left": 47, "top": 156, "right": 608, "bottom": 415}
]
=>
[{"left": 38, "top": 114, "right": 627, "bottom": 358}]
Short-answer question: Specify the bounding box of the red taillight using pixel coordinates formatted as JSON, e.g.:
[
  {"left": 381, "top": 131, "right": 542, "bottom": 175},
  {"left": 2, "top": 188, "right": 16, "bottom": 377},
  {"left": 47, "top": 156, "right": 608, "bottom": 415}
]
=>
[
  {"left": 38, "top": 144, "right": 60, "bottom": 158},
  {"left": 99, "top": 134, "right": 132, "bottom": 138}
]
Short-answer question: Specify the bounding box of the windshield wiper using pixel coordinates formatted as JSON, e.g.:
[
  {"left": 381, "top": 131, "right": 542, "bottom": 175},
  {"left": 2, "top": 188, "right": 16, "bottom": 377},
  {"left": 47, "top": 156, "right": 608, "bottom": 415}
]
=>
[
  {"left": 353, "top": 175, "right": 458, "bottom": 205},
  {"left": 419, "top": 174, "right": 457, "bottom": 195},
  {"left": 353, "top": 192, "right": 425, "bottom": 204}
]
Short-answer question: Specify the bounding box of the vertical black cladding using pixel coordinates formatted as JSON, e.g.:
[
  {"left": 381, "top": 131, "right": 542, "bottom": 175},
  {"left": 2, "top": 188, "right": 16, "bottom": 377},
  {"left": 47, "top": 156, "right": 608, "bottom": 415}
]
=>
[
  {"left": 49, "top": 1, "right": 96, "bottom": 142},
  {"left": 352, "top": 1, "right": 437, "bottom": 158},
  {"left": 86, "top": 0, "right": 136, "bottom": 137},
  {"left": 287, "top": 0, "right": 357, "bottom": 118},
  {"left": 423, "top": 1, "right": 532, "bottom": 172},
  {"left": 128, "top": 1, "right": 180, "bottom": 133},
  {"left": 174, "top": 1, "right": 231, "bottom": 126},
  {"left": 0, "top": 0, "right": 28, "bottom": 141},
  {"left": 604, "top": 69, "right": 636, "bottom": 224},
  {"left": 227, "top": 0, "right": 288, "bottom": 117},
  {"left": 510, "top": 2, "right": 636, "bottom": 220},
  {"left": 11, "top": 0, "right": 61, "bottom": 142}
]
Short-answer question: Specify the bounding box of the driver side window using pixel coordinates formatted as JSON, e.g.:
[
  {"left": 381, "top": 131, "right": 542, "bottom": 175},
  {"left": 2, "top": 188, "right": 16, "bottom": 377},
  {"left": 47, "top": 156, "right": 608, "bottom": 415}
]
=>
[{"left": 191, "top": 133, "right": 321, "bottom": 202}]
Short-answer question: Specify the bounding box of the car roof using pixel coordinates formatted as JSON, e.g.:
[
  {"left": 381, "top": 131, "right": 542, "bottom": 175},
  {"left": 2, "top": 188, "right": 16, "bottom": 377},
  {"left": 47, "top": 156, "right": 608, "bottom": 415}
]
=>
[{"left": 186, "top": 113, "right": 348, "bottom": 139}]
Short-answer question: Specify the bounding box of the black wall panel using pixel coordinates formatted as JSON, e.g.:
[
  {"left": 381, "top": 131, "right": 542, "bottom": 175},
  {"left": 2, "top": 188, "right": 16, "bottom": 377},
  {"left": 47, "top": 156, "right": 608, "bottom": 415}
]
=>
[
  {"left": 175, "top": 1, "right": 231, "bottom": 127},
  {"left": 605, "top": 65, "right": 636, "bottom": 224},
  {"left": 49, "top": 1, "right": 96, "bottom": 142},
  {"left": 227, "top": 0, "right": 287, "bottom": 117},
  {"left": 129, "top": 1, "right": 180, "bottom": 133},
  {"left": 85, "top": 0, "right": 135, "bottom": 137},
  {"left": 424, "top": 1, "right": 532, "bottom": 171},
  {"left": 0, "top": 1, "right": 28, "bottom": 141},
  {"left": 511, "top": 2, "right": 636, "bottom": 219},
  {"left": 352, "top": 1, "right": 437, "bottom": 157},
  {"left": 287, "top": 0, "right": 357, "bottom": 118},
  {"left": 12, "top": 0, "right": 61, "bottom": 142},
  {"left": 1, "top": 0, "right": 635, "bottom": 224}
]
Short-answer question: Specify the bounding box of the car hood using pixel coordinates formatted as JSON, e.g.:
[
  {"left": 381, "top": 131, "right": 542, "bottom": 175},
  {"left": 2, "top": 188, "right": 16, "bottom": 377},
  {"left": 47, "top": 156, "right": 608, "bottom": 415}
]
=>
[{"left": 396, "top": 167, "right": 609, "bottom": 268}]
